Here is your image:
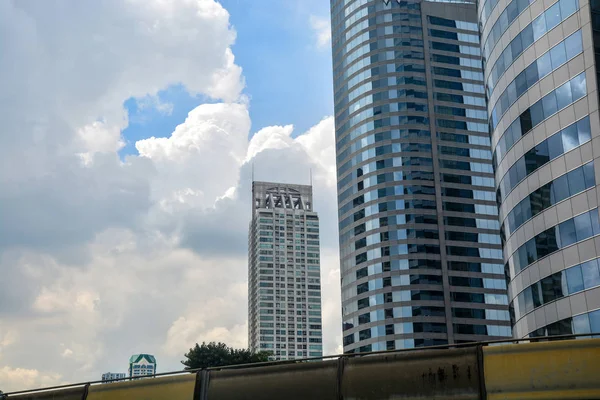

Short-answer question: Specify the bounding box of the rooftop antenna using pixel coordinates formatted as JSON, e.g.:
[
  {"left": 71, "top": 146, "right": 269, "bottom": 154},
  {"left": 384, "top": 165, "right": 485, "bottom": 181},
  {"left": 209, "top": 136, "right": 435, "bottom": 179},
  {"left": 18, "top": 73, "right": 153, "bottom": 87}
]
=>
[
  {"left": 310, "top": 168, "right": 313, "bottom": 186},
  {"left": 252, "top": 163, "right": 255, "bottom": 183}
]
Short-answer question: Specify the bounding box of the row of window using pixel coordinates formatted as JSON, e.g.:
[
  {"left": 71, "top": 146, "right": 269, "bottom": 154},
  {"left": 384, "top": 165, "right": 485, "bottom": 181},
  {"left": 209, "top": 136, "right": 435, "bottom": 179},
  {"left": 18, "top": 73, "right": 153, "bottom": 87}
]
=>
[
  {"left": 434, "top": 79, "right": 485, "bottom": 94},
  {"left": 479, "top": 0, "right": 502, "bottom": 27},
  {"left": 339, "top": 199, "right": 437, "bottom": 230},
  {"left": 334, "top": 48, "right": 425, "bottom": 93},
  {"left": 337, "top": 114, "right": 430, "bottom": 156},
  {"left": 336, "top": 10, "right": 422, "bottom": 52},
  {"left": 335, "top": 62, "right": 426, "bottom": 102},
  {"left": 336, "top": 90, "right": 428, "bottom": 145},
  {"left": 431, "top": 41, "right": 481, "bottom": 56},
  {"left": 529, "top": 309, "right": 600, "bottom": 337},
  {"left": 441, "top": 173, "right": 495, "bottom": 188},
  {"left": 348, "top": 244, "right": 442, "bottom": 270},
  {"left": 431, "top": 53, "right": 482, "bottom": 70},
  {"left": 513, "top": 257, "right": 600, "bottom": 320},
  {"left": 438, "top": 131, "right": 490, "bottom": 147},
  {"left": 428, "top": 16, "right": 479, "bottom": 32},
  {"left": 503, "top": 161, "right": 595, "bottom": 238},
  {"left": 433, "top": 66, "right": 484, "bottom": 82},
  {"left": 336, "top": 129, "right": 430, "bottom": 171},
  {"left": 336, "top": 65, "right": 429, "bottom": 114},
  {"left": 342, "top": 259, "right": 505, "bottom": 289},
  {"left": 337, "top": 141, "right": 431, "bottom": 172},
  {"left": 487, "top": 0, "right": 579, "bottom": 96},
  {"left": 338, "top": 142, "right": 432, "bottom": 175},
  {"left": 511, "top": 208, "right": 600, "bottom": 274},
  {"left": 483, "top": 0, "right": 533, "bottom": 59},
  {"left": 339, "top": 75, "right": 427, "bottom": 112},
  {"left": 490, "top": 30, "right": 583, "bottom": 134},
  {"left": 436, "top": 105, "right": 488, "bottom": 120},
  {"left": 435, "top": 92, "right": 486, "bottom": 107},
  {"left": 337, "top": 24, "right": 423, "bottom": 61},
  {"left": 342, "top": 170, "right": 435, "bottom": 200},
  {"left": 497, "top": 114, "right": 590, "bottom": 203},
  {"left": 430, "top": 29, "right": 479, "bottom": 44}
]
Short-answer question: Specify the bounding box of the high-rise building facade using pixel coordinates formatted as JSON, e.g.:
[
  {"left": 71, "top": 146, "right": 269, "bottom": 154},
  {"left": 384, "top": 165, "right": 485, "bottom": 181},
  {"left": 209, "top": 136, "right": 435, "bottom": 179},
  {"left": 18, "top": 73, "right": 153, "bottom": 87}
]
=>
[
  {"left": 482, "top": 0, "right": 600, "bottom": 337},
  {"left": 248, "top": 182, "right": 323, "bottom": 360},
  {"left": 128, "top": 354, "right": 156, "bottom": 378},
  {"left": 101, "top": 372, "right": 126, "bottom": 383},
  {"left": 332, "top": 0, "right": 512, "bottom": 353}
]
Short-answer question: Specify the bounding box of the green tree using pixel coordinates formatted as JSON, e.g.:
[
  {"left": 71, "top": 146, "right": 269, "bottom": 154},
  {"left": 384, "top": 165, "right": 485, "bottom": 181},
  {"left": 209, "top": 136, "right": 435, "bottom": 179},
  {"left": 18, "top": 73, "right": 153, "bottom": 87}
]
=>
[{"left": 182, "top": 342, "right": 271, "bottom": 370}]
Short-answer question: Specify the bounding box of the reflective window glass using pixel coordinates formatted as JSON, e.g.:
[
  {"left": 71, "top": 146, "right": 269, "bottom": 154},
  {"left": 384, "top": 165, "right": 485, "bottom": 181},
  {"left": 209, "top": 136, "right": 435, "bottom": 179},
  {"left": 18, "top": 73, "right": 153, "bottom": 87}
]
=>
[
  {"left": 555, "top": 80, "right": 573, "bottom": 110},
  {"left": 542, "top": 92, "right": 558, "bottom": 117},
  {"left": 574, "top": 211, "right": 594, "bottom": 241},
  {"left": 562, "top": 123, "right": 579, "bottom": 152},
  {"left": 567, "top": 166, "right": 586, "bottom": 195},
  {"left": 550, "top": 41, "right": 567, "bottom": 67},
  {"left": 566, "top": 265, "right": 584, "bottom": 293},
  {"left": 559, "top": 218, "right": 577, "bottom": 247},
  {"left": 571, "top": 73, "right": 587, "bottom": 100},
  {"left": 545, "top": 3, "right": 562, "bottom": 30},
  {"left": 581, "top": 259, "right": 600, "bottom": 289},
  {"left": 590, "top": 310, "right": 600, "bottom": 335},
  {"left": 572, "top": 313, "right": 591, "bottom": 334}
]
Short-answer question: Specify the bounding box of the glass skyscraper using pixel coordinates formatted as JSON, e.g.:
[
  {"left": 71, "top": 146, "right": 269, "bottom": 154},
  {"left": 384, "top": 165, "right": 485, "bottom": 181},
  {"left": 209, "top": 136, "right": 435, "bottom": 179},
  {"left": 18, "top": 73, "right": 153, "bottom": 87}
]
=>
[
  {"left": 247, "top": 182, "right": 323, "bottom": 360},
  {"left": 482, "top": 0, "right": 600, "bottom": 337},
  {"left": 331, "top": 0, "right": 511, "bottom": 353}
]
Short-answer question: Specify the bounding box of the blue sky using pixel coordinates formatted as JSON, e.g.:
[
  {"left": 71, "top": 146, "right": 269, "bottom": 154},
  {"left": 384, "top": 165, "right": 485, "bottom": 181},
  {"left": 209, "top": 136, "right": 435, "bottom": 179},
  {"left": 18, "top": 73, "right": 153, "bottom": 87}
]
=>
[{"left": 121, "top": 0, "right": 333, "bottom": 155}]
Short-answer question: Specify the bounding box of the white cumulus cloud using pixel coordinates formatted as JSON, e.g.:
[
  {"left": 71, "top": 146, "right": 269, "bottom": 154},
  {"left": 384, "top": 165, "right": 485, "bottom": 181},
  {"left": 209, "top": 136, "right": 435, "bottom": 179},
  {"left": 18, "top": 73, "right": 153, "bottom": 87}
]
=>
[{"left": 0, "top": 0, "right": 341, "bottom": 393}]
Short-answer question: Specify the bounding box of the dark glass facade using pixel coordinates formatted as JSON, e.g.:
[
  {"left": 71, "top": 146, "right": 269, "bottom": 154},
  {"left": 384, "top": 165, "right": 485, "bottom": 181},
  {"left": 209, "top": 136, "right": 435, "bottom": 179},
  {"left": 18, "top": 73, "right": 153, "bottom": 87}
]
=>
[{"left": 331, "top": 0, "right": 511, "bottom": 353}]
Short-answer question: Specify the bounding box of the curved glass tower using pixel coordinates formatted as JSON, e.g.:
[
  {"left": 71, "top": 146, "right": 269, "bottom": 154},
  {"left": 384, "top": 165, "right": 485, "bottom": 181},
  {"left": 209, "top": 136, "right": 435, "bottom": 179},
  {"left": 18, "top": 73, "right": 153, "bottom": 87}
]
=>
[
  {"left": 332, "top": 0, "right": 511, "bottom": 353},
  {"left": 481, "top": 0, "right": 600, "bottom": 337}
]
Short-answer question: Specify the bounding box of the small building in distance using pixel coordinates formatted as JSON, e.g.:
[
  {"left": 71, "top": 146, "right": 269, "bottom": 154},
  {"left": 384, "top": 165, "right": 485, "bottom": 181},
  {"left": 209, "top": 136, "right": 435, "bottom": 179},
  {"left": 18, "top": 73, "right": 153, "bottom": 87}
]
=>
[
  {"left": 128, "top": 354, "right": 156, "bottom": 378},
  {"left": 101, "top": 372, "right": 126, "bottom": 383}
]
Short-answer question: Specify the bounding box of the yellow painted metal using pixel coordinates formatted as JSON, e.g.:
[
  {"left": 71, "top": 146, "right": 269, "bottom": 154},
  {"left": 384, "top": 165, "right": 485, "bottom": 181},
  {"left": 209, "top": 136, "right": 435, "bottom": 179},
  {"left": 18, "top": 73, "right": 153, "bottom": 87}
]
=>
[
  {"left": 8, "top": 387, "right": 88, "bottom": 400},
  {"left": 86, "top": 374, "right": 196, "bottom": 400},
  {"left": 483, "top": 338, "right": 600, "bottom": 400}
]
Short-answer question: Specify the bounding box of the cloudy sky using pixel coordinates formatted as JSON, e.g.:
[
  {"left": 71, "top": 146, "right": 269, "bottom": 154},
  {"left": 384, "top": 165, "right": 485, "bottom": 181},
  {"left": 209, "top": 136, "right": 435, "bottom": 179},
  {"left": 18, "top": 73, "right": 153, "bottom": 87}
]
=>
[{"left": 0, "top": 0, "right": 339, "bottom": 391}]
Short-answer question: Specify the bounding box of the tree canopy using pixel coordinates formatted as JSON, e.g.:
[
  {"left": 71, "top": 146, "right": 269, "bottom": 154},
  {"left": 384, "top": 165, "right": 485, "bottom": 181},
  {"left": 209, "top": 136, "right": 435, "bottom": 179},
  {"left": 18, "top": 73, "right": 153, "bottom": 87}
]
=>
[{"left": 182, "top": 342, "right": 271, "bottom": 370}]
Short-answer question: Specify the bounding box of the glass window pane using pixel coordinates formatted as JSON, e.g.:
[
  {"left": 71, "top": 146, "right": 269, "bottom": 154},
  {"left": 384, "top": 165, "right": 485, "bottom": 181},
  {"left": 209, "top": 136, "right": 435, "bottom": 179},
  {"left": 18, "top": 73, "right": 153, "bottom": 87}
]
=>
[
  {"left": 589, "top": 310, "right": 600, "bottom": 336},
  {"left": 574, "top": 211, "right": 594, "bottom": 241},
  {"left": 555, "top": 79, "right": 573, "bottom": 110},
  {"left": 559, "top": 218, "right": 577, "bottom": 247},
  {"left": 583, "top": 161, "right": 595, "bottom": 188},
  {"left": 545, "top": 3, "right": 562, "bottom": 30},
  {"left": 537, "top": 52, "right": 552, "bottom": 78},
  {"left": 566, "top": 265, "right": 584, "bottom": 293},
  {"left": 551, "top": 174, "right": 570, "bottom": 202},
  {"left": 577, "top": 116, "right": 591, "bottom": 143},
  {"left": 567, "top": 166, "right": 586, "bottom": 195},
  {"left": 521, "top": 24, "right": 534, "bottom": 48},
  {"left": 532, "top": 14, "right": 547, "bottom": 40},
  {"left": 565, "top": 30, "right": 583, "bottom": 59},
  {"left": 590, "top": 209, "right": 600, "bottom": 236},
  {"left": 581, "top": 259, "right": 600, "bottom": 289},
  {"left": 542, "top": 92, "right": 558, "bottom": 117},
  {"left": 530, "top": 101, "right": 545, "bottom": 126},
  {"left": 572, "top": 313, "right": 591, "bottom": 334},
  {"left": 515, "top": 72, "right": 528, "bottom": 97},
  {"left": 547, "top": 131, "right": 564, "bottom": 159},
  {"left": 561, "top": 123, "right": 579, "bottom": 152},
  {"left": 560, "top": 0, "right": 579, "bottom": 19},
  {"left": 525, "top": 63, "right": 539, "bottom": 86},
  {"left": 520, "top": 109, "right": 533, "bottom": 133},
  {"left": 550, "top": 43, "right": 567, "bottom": 68},
  {"left": 570, "top": 73, "right": 587, "bottom": 100}
]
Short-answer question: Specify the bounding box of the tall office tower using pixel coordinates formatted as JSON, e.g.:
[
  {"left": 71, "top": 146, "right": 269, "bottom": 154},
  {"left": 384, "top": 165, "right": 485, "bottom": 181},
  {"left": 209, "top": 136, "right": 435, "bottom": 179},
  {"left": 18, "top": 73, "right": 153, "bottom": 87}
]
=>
[
  {"left": 483, "top": 0, "right": 600, "bottom": 337},
  {"left": 248, "top": 182, "right": 323, "bottom": 360},
  {"left": 332, "top": 0, "right": 512, "bottom": 353}
]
